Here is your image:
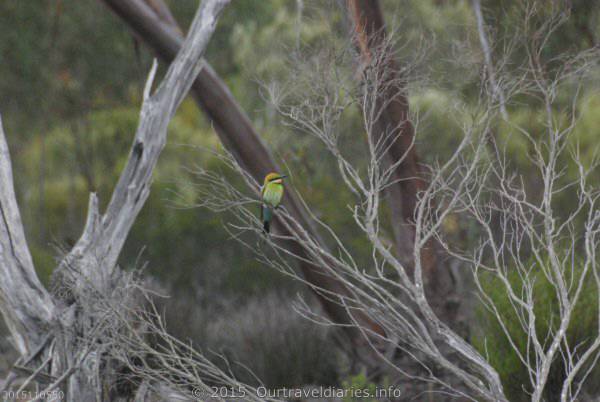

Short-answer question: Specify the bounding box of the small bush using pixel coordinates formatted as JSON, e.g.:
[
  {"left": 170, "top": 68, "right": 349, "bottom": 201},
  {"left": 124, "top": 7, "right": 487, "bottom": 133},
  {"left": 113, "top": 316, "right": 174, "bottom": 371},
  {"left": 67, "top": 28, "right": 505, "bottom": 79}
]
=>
[
  {"left": 164, "top": 291, "right": 343, "bottom": 389},
  {"left": 341, "top": 372, "right": 379, "bottom": 402}
]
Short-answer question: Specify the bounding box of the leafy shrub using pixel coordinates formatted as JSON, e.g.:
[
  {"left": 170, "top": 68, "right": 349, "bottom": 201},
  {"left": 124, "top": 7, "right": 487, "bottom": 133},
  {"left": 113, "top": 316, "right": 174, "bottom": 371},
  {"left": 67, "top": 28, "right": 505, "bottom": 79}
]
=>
[{"left": 341, "top": 372, "right": 379, "bottom": 402}]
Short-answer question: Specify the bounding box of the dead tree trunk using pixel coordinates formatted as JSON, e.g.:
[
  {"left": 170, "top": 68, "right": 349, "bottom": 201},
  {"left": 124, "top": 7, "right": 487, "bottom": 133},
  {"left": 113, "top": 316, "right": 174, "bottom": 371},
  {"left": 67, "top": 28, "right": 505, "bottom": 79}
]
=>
[
  {"left": 0, "top": 1, "right": 229, "bottom": 400},
  {"left": 345, "top": 0, "right": 457, "bottom": 318},
  {"left": 99, "top": 0, "right": 386, "bottom": 347}
]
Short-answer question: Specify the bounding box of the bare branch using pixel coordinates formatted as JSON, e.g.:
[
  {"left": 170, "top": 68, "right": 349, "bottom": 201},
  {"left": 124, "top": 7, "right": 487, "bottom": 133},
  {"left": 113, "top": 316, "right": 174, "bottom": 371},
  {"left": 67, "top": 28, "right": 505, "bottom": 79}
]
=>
[{"left": 472, "top": 0, "right": 509, "bottom": 120}]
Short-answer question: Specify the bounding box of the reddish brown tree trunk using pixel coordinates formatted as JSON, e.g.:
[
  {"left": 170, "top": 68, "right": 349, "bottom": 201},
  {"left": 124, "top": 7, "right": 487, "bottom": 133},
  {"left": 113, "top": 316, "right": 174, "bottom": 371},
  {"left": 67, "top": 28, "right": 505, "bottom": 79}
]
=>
[{"left": 346, "top": 0, "right": 455, "bottom": 316}]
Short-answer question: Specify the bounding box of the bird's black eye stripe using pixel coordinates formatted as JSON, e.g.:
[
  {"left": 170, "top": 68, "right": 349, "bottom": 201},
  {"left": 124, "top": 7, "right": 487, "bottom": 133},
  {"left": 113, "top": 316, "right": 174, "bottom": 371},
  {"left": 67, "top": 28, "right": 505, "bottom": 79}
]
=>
[{"left": 267, "top": 174, "right": 287, "bottom": 182}]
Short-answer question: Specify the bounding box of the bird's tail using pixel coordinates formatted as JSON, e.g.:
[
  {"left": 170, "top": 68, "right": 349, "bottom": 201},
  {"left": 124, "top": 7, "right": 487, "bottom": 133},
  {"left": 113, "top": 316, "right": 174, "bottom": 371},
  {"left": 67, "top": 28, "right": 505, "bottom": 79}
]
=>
[{"left": 262, "top": 205, "right": 272, "bottom": 234}]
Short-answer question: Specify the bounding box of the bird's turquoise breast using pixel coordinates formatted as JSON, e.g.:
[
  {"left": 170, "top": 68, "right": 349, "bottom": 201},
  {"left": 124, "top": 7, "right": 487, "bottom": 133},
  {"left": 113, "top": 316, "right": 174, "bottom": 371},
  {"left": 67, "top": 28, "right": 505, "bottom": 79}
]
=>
[{"left": 263, "top": 183, "right": 283, "bottom": 207}]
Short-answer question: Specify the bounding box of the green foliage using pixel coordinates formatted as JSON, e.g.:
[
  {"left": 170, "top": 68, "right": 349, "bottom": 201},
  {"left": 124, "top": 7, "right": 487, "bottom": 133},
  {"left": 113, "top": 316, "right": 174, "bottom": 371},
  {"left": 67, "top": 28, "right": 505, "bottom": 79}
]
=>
[
  {"left": 340, "top": 373, "right": 399, "bottom": 402},
  {"left": 411, "top": 89, "right": 465, "bottom": 164},
  {"left": 341, "top": 372, "right": 379, "bottom": 402},
  {"left": 571, "top": 92, "right": 600, "bottom": 172},
  {"left": 29, "top": 246, "right": 56, "bottom": 286},
  {"left": 473, "top": 259, "right": 600, "bottom": 401},
  {"left": 0, "top": 1, "right": 149, "bottom": 132}
]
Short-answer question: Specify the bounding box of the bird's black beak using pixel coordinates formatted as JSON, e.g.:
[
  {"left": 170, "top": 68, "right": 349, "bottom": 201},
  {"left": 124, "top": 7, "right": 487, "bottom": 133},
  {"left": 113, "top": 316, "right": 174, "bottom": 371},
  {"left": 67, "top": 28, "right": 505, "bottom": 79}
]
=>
[{"left": 280, "top": 175, "right": 288, "bottom": 179}]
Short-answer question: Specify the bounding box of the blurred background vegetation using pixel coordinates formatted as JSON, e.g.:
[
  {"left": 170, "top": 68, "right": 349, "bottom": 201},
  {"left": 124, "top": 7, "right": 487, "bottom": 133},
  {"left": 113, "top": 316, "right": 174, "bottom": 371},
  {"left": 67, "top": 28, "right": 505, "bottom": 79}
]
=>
[{"left": 0, "top": 0, "right": 598, "bottom": 398}]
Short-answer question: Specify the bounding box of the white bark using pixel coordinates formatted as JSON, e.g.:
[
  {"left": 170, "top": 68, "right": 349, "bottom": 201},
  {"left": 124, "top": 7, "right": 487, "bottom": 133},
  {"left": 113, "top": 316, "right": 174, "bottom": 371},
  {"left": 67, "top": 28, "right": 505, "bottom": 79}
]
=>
[
  {"left": 472, "top": 0, "right": 508, "bottom": 120},
  {"left": 0, "top": 116, "right": 55, "bottom": 356}
]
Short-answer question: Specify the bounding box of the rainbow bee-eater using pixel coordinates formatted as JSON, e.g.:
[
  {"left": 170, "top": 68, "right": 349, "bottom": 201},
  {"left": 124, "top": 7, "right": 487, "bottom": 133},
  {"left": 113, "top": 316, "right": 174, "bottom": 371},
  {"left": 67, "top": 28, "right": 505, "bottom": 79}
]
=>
[{"left": 261, "top": 172, "right": 287, "bottom": 233}]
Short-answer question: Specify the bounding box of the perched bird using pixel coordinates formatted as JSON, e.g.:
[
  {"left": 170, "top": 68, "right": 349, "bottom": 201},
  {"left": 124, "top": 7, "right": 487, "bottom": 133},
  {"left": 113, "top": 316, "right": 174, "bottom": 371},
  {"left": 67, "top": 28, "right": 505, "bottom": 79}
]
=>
[{"left": 261, "top": 172, "right": 286, "bottom": 233}]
